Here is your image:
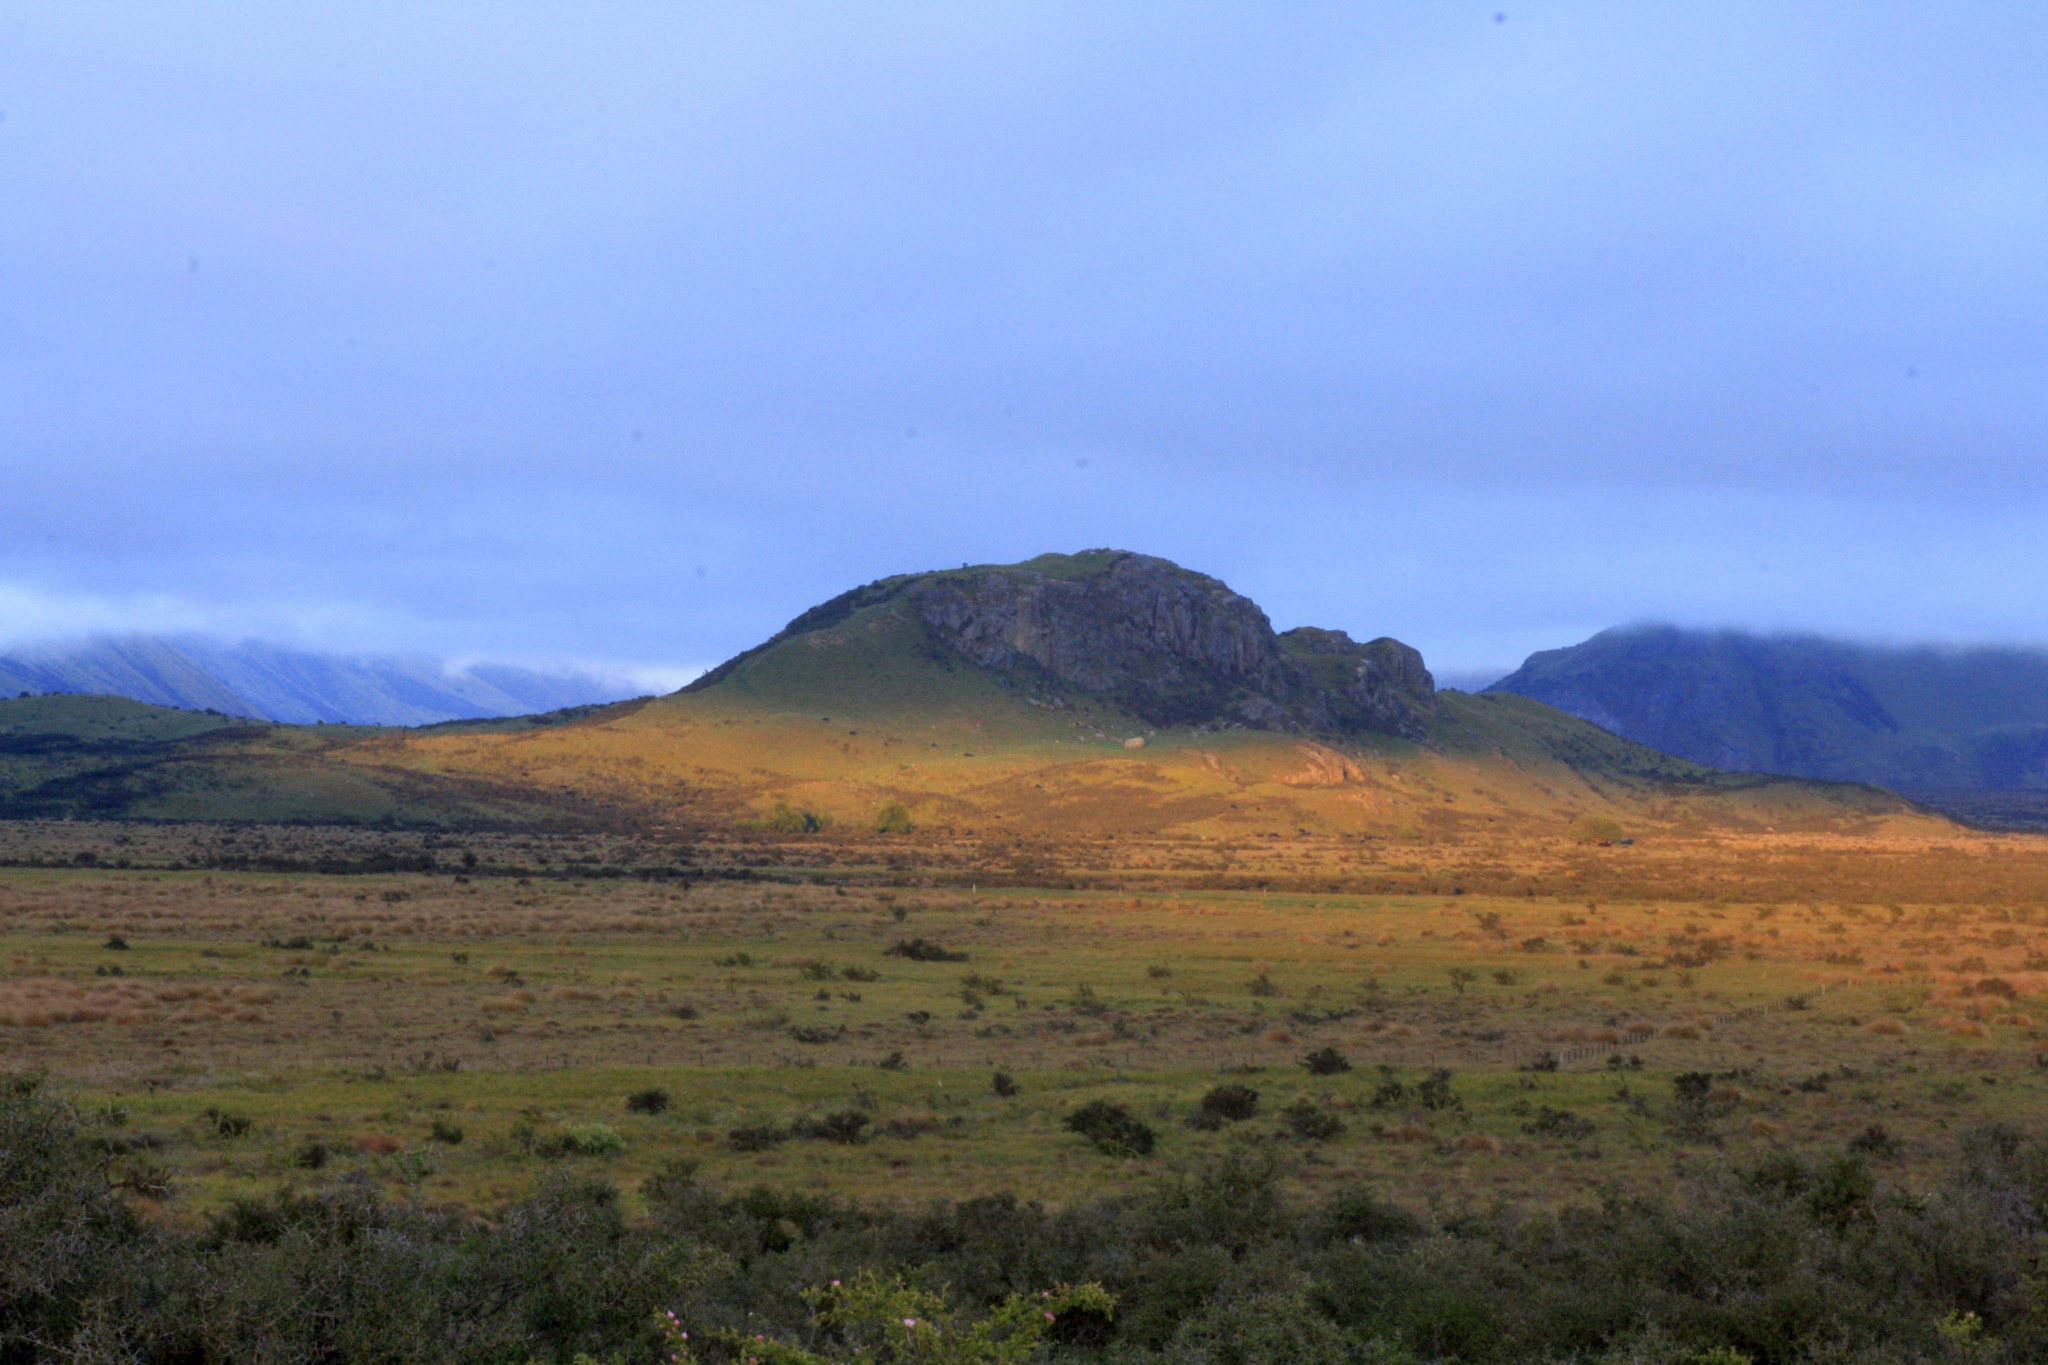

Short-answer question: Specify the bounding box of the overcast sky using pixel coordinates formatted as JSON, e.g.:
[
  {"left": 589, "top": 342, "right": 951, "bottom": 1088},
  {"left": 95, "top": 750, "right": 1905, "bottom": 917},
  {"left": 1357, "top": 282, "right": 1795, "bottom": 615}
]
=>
[{"left": 5, "top": 3, "right": 2047, "bottom": 688}]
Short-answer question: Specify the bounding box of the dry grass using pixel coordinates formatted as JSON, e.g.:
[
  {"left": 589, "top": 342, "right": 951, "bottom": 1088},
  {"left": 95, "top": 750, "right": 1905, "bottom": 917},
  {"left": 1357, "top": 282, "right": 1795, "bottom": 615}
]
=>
[{"left": 5, "top": 819, "right": 2048, "bottom": 1215}]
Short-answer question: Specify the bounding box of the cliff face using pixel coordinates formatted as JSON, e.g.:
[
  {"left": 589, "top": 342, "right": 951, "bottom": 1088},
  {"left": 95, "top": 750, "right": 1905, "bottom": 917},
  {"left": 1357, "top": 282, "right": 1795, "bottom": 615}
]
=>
[{"left": 691, "top": 550, "right": 1437, "bottom": 738}]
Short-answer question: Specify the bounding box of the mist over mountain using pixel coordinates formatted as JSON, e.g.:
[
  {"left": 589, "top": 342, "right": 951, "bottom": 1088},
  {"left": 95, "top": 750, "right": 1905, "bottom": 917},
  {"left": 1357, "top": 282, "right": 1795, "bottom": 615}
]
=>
[
  {"left": 0, "top": 636, "right": 639, "bottom": 726},
  {"left": 1490, "top": 626, "right": 2048, "bottom": 799}
]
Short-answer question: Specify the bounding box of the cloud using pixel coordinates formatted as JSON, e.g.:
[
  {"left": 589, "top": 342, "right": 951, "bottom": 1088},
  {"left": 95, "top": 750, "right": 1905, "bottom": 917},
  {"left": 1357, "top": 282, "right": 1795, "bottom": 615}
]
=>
[{"left": 5, "top": 2, "right": 2048, "bottom": 672}]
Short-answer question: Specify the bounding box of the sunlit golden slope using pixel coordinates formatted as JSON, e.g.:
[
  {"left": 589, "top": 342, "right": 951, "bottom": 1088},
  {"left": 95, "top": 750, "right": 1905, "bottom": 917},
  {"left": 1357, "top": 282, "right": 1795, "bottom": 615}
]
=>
[{"left": 354, "top": 584, "right": 1930, "bottom": 842}]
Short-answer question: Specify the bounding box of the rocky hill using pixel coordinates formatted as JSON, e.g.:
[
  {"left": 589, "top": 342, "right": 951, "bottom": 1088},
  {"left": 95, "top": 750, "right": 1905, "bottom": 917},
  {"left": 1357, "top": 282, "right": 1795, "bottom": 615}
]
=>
[
  {"left": 689, "top": 550, "right": 1439, "bottom": 738},
  {"left": 1490, "top": 626, "right": 2048, "bottom": 800},
  {"left": 0, "top": 555, "right": 1939, "bottom": 838}
]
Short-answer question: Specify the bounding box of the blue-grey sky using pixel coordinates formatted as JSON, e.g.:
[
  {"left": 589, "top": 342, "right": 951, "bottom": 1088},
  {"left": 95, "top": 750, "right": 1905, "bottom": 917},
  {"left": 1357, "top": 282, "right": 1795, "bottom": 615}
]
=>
[{"left": 6, "top": 3, "right": 2048, "bottom": 688}]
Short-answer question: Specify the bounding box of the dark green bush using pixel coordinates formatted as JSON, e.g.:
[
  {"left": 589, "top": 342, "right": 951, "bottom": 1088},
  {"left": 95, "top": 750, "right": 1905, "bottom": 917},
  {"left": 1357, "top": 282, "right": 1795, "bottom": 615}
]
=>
[
  {"left": 885, "top": 937, "right": 969, "bottom": 962},
  {"left": 1302, "top": 1046, "right": 1352, "bottom": 1076},
  {"left": 1063, "top": 1100, "right": 1156, "bottom": 1157},
  {"left": 625, "top": 1087, "right": 670, "bottom": 1115},
  {"left": 1199, "top": 1083, "right": 1260, "bottom": 1122},
  {"left": 1281, "top": 1099, "right": 1345, "bottom": 1141}
]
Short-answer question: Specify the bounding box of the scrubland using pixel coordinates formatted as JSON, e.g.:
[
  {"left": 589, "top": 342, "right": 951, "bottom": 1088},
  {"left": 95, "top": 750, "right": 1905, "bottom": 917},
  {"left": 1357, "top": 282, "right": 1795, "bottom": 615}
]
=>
[
  {"left": 13, "top": 818, "right": 2048, "bottom": 1362},
  {"left": 8, "top": 820, "right": 2048, "bottom": 1220}
]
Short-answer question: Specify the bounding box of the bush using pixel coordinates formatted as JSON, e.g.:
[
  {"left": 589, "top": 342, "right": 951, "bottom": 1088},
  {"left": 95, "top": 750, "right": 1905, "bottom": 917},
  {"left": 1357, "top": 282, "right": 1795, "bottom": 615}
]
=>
[
  {"left": 873, "top": 801, "right": 914, "bottom": 833},
  {"left": 762, "top": 801, "right": 830, "bottom": 833},
  {"left": 625, "top": 1088, "right": 670, "bottom": 1115},
  {"left": 203, "top": 1107, "right": 252, "bottom": 1139},
  {"left": 1521, "top": 1106, "right": 1595, "bottom": 1140},
  {"left": 991, "top": 1071, "right": 1020, "bottom": 1098},
  {"left": 1415, "top": 1069, "right": 1460, "bottom": 1111},
  {"left": 1063, "top": 1100, "right": 1156, "bottom": 1157},
  {"left": 428, "top": 1118, "right": 465, "bottom": 1145},
  {"left": 1281, "top": 1100, "right": 1345, "bottom": 1141},
  {"left": 1199, "top": 1083, "right": 1260, "bottom": 1122},
  {"left": 886, "top": 938, "right": 969, "bottom": 962},
  {"left": 1569, "top": 814, "right": 1628, "bottom": 844},
  {"left": 539, "top": 1124, "right": 626, "bottom": 1158},
  {"left": 1303, "top": 1047, "right": 1352, "bottom": 1076},
  {"left": 727, "top": 1123, "right": 787, "bottom": 1152},
  {"left": 791, "top": 1110, "right": 870, "bottom": 1144}
]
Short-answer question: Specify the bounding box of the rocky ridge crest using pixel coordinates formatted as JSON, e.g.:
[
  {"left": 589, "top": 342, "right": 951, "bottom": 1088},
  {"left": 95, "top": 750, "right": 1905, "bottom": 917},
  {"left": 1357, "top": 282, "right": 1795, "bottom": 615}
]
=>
[{"left": 690, "top": 550, "right": 1436, "bottom": 738}]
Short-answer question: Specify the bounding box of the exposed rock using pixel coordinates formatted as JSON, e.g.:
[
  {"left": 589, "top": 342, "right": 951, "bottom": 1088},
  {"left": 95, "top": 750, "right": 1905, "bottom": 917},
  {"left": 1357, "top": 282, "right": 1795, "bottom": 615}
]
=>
[{"left": 694, "top": 549, "right": 1435, "bottom": 738}]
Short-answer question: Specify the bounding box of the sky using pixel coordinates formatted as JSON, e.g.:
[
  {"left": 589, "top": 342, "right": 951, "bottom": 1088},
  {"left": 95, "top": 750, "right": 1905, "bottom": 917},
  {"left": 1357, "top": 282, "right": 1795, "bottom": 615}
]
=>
[{"left": 5, "top": 3, "right": 2048, "bottom": 690}]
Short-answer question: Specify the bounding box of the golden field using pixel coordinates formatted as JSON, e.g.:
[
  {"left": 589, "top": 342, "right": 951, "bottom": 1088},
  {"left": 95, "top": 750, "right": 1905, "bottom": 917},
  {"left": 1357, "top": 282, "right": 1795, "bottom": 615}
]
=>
[{"left": 8, "top": 817, "right": 2048, "bottom": 1222}]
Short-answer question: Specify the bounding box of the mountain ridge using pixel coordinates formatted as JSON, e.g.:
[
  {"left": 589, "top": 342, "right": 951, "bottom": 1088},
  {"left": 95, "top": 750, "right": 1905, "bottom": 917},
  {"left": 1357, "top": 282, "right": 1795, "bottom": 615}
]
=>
[
  {"left": 0, "top": 635, "right": 638, "bottom": 726},
  {"left": 0, "top": 555, "right": 1946, "bottom": 838},
  {"left": 1490, "top": 625, "right": 2048, "bottom": 793}
]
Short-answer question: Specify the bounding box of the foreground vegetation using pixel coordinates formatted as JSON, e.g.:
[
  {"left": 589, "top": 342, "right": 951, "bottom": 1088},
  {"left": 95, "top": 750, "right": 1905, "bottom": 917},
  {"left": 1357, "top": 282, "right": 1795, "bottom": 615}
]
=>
[{"left": 12, "top": 1080, "right": 2048, "bottom": 1363}]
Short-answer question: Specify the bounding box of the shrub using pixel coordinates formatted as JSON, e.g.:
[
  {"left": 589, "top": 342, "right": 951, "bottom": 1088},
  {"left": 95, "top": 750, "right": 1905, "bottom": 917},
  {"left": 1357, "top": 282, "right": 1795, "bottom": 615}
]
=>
[
  {"left": 792, "top": 1110, "right": 870, "bottom": 1144},
  {"left": 763, "top": 801, "right": 830, "bottom": 833},
  {"left": 625, "top": 1088, "right": 670, "bottom": 1115},
  {"left": 428, "top": 1118, "right": 465, "bottom": 1145},
  {"left": 1570, "top": 815, "right": 1628, "bottom": 844},
  {"left": 991, "top": 1071, "right": 1020, "bottom": 1097},
  {"left": 566, "top": 1124, "right": 624, "bottom": 1155},
  {"left": 789, "top": 1025, "right": 843, "bottom": 1044},
  {"left": 292, "top": 1138, "right": 329, "bottom": 1169},
  {"left": 1521, "top": 1106, "right": 1596, "bottom": 1140},
  {"left": 886, "top": 938, "right": 969, "bottom": 963},
  {"left": 1415, "top": 1068, "right": 1460, "bottom": 1111},
  {"left": 1282, "top": 1099, "right": 1345, "bottom": 1140},
  {"left": 872, "top": 801, "right": 913, "bottom": 833},
  {"left": 1063, "top": 1100, "right": 1156, "bottom": 1157},
  {"left": 728, "top": 1123, "right": 787, "bottom": 1152},
  {"left": 1303, "top": 1047, "right": 1352, "bottom": 1076},
  {"left": 1198, "top": 1083, "right": 1260, "bottom": 1122},
  {"left": 841, "top": 965, "right": 881, "bottom": 982},
  {"left": 203, "top": 1108, "right": 252, "bottom": 1139}
]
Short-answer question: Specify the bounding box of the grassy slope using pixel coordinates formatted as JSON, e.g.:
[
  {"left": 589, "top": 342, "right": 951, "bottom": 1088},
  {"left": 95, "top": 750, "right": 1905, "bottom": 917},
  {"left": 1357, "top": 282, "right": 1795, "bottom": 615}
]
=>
[
  {"left": 372, "top": 595, "right": 1930, "bottom": 840},
  {"left": 0, "top": 695, "right": 605, "bottom": 826},
  {"left": 0, "top": 593, "right": 1935, "bottom": 839}
]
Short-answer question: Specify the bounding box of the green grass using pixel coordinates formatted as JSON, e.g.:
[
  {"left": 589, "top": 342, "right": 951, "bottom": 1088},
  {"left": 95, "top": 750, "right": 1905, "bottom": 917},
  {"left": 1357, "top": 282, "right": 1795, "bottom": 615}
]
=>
[{"left": 12, "top": 858, "right": 2048, "bottom": 1220}]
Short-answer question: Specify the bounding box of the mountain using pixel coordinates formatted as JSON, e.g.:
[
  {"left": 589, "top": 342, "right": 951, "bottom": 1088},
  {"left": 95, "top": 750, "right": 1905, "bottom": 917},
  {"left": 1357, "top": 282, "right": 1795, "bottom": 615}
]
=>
[
  {"left": 1489, "top": 625, "right": 2048, "bottom": 797},
  {"left": 0, "top": 635, "right": 638, "bottom": 725},
  {"left": 0, "top": 554, "right": 1935, "bottom": 838},
  {"left": 363, "top": 551, "right": 1919, "bottom": 839},
  {"left": 686, "top": 550, "right": 1438, "bottom": 737}
]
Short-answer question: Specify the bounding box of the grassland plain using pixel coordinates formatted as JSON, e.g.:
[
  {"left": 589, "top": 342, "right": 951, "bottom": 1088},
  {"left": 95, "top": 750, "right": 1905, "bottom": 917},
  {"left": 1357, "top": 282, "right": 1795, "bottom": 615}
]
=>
[{"left": 9, "top": 820, "right": 2048, "bottom": 1226}]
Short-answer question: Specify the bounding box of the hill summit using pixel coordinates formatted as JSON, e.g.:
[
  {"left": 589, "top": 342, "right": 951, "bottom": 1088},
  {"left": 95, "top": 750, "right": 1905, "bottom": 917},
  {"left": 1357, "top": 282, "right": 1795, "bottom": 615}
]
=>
[{"left": 688, "top": 549, "right": 1438, "bottom": 737}]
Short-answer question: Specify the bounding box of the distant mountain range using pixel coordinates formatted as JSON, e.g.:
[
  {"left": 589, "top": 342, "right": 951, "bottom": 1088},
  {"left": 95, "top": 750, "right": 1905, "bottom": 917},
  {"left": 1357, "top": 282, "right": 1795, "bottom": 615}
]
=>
[
  {"left": 0, "top": 635, "right": 639, "bottom": 726},
  {"left": 1490, "top": 626, "right": 2048, "bottom": 800}
]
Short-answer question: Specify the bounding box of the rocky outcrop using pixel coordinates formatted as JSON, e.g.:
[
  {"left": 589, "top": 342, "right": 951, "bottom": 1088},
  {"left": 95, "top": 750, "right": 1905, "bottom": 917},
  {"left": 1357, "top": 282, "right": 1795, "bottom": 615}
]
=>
[
  {"left": 688, "top": 549, "right": 1438, "bottom": 739},
  {"left": 903, "top": 552, "right": 1435, "bottom": 737}
]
